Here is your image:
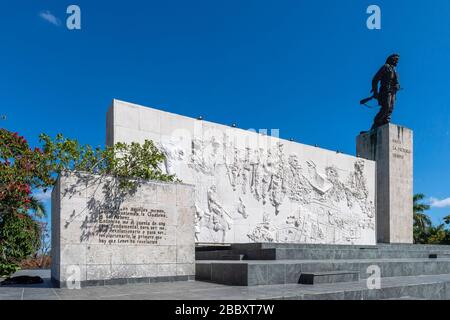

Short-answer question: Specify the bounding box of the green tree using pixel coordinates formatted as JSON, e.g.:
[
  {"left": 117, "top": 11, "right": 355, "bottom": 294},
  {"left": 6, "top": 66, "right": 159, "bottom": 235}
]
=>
[
  {"left": 426, "top": 224, "right": 447, "bottom": 244},
  {"left": 28, "top": 197, "right": 46, "bottom": 218},
  {"left": 38, "top": 133, "right": 178, "bottom": 187},
  {"left": 441, "top": 215, "right": 450, "bottom": 244},
  {"left": 443, "top": 215, "right": 450, "bottom": 225},
  {"left": 0, "top": 213, "right": 41, "bottom": 276},
  {"left": 1, "top": 129, "right": 178, "bottom": 276},
  {"left": 0, "top": 129, "right": 48, "bottom": 276},
  {"left": 413, "top": 193, "right": 432, "bottom": 244}
]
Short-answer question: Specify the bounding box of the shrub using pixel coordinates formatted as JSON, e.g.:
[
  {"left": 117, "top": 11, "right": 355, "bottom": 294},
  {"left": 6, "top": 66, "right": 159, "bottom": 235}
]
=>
[
  {"left": 0, "top": 128, "right": 178, "bottom": 276},
  {"left": 0, "top": 214, "right": 41, "bottom": 277}
]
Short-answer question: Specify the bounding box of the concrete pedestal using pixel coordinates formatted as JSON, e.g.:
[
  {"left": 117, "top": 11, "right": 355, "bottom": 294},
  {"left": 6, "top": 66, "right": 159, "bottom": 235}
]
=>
[{"left": 356, "top": 124, "right": 413, "bottom": 243}]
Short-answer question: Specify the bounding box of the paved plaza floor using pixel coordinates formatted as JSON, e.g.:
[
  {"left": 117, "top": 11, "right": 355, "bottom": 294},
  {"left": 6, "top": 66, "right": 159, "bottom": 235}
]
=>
[{"left": 1, "top": 269, "right": 450, "bottom": 300}]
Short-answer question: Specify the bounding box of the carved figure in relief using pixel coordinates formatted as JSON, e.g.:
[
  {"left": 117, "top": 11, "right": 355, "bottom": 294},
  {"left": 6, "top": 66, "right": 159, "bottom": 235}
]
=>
[
  {"left": 190, "top": 139, "right": 213, "bottom": 175},
  {"left": 347, "top": 160, "right": 369, "bottom": 200},
  {"left": 237, "top": 197, "right": 248, "bottom": 219},
  {"left": 207, "top": 185, "right": 232, "bottom": 242},
  {"left": 225, "top": 147, "right": 240, "bottom": 191},
  {"left": 159, "top": 140, "right": 185, "bottom": 176},
  {"left": 324, "top": 166, "right": 346, "bottom": 204},
  {"left": 250, "top": 148, "right": 265, "bottom": 202},
  {"left": 247, "top": 211, "right": 275, "bottom": 242},
  {"left": 327, "top": 210, "right": 344, "bottom": 229},
  {"left": 306, "top": 160, "right": 333, "bottom": 195},
  {"left": 269, "top": 175, "right": 283, "bottom": 215},
  {"left": 203, "top": 136, "right": 221, "bottom": 173},
  {"left": 286, "top": 154, "right": 311, "bottom": 204},
  {"left": 266, "top": 143, "right": 287, "bottom": 215},
  {"left": 365, "top": 201, "right": 375, "bottom": 218},
  {"left": 344, "top": 160, "right": 369, "bottom": 213},
  {"left": 161, "top": 134, "right": 375, "bottom": 244},
  {"left": 241, "top": 148, "right": 251, "bottom": 195},
  {"left": 194, "top": 204, "right": 206, "bottom": 241}
]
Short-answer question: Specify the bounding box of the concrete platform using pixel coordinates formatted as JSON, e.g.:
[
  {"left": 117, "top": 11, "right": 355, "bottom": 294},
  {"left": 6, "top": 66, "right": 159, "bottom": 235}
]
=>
[
  {"left": 2, "top": 244, "right": 450, "bottom": 300},
  {"left": 195, "top": 243, "right": 450, "bottom": 296},
  {"left": 2, "top": 269, "right": 450, "bottom": 300},
  {"left": 196, "top": 244, "right": 450, "bottom": 261},
  {"left": 196, "top": 258, "right": 450, "bottom": 285}
]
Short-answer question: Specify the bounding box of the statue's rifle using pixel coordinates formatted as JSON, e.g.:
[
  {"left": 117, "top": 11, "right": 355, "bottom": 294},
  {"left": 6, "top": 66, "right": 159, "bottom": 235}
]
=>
[
  {"left": 359, "top": 87, "right": 403, "bottom": 109},
  {"left": 359, "top": 95, "right": 378, "bottom": 109}
]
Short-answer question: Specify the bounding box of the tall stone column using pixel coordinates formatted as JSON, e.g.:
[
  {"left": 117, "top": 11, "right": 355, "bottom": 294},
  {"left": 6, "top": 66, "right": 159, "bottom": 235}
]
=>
[{"left": 356, "top": 124, "right": 413, "bottom": 243}]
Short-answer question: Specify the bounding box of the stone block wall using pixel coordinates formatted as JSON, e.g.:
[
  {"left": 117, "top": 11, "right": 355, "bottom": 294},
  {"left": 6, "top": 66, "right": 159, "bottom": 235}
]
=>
[{"left": 51, "top": 171, "right": 195, "bottom": 287}]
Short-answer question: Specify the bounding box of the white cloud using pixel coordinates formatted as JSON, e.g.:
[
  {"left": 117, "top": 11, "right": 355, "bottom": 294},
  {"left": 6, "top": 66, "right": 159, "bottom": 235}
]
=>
[
  {"left": 429, "top": 197, "right": 450, "bottom": 208},
  {"left": 39, "top": 10, "right": 61, "bottom": 26},
  {"left": 33, "top": 190, "right": 52, "bottom": 202}
]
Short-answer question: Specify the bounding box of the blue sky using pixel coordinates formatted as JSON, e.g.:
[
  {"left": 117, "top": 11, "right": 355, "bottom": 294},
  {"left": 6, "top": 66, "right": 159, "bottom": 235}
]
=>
[{"left": 1, "top": 0, "right": 449, "bottom": 224}]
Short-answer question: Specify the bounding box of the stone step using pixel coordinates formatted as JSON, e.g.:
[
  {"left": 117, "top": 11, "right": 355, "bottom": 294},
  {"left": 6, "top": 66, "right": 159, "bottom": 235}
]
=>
[
  {"left": 292, "top": 274, "right": 450, "bottom": 300},
  {"left": 274, "top": 248, "right": 450, "bottom": 260},
  {"left": 196, "top": 258, "right": 450, "bottom": 286},
  {"left": 196, "top": 250, "right": 235, "bottom": 260},
  {"left": 382, "top": 296, "right": 428, "bottom": 300},
  {"left": 429, "top": 253, "right": 450, "bottom": 259},
  {"left": 219, "top": 254, "right": 245, "bottom": 261},
  {"left": 196, "top": 244, "right": 231, "bottom": 252},
  {"left": 196, "top": 247, "right": 450, "bottom": 261},
  {"left": 229, "top": 243, "right": 450, "bottom": 252},
  {"left": 299, "top": 271, "right": 359, "bottom": 285}
]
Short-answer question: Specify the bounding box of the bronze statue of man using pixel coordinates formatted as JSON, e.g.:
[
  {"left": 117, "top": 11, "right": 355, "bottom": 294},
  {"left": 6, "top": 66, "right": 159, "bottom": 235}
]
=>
[{"left": 370, "top": 54, "right": 401, "bottom": 130}]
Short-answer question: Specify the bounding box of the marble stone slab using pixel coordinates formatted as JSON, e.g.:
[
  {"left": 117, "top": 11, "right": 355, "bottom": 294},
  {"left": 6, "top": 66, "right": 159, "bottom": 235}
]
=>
[{"left": 51, "top": 171, "right": 195, "bottom": 287}]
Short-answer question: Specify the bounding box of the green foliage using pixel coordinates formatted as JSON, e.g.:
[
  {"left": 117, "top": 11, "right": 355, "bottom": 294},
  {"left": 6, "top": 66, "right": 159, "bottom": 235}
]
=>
[
  {"left": 0, "top": 214, "right": 41, "bottom": 277},
  {"left": 0, "top": 129, "right": 46, "bottom": 276},
  {"left": 444, "top": 215, "right": 450, "bottom": 225},
  {"left": 99, "top": 140, "right": 179, "bottom": 189},
  {"left": 1, "top": 128, "right": 177, "bottom": 275},
  {"left": 0, "top": 262, "right": 20, "bottom": 277},
  {"left": 426, "top": 224, "right": 447, "bottom": 244},
  {"left": 38, "top": 133, "right": 179, "bottom": 189},
  {"left": 413, "top": 193, "right": 450, "bottom": 245},
  {"left": 413, "top": 194, "right": 432, "bottom": 244},
  {"left": 28, "top": 196, "right": 47, "bottom": 218},
  {"left": 38, "top": 133, "right": 102, "bottom": 182},
  {"left": 0, "top": 129, "right": 50, "bottom": 217}
]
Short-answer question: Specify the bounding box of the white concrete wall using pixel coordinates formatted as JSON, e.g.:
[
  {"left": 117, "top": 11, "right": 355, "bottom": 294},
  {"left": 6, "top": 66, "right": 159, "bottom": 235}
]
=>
[
  {"left": 51, "top": 171, "right": 195, "bottom": 287},
  {"left": 107, "top": 99, "right": 376, "bottom": 245}
]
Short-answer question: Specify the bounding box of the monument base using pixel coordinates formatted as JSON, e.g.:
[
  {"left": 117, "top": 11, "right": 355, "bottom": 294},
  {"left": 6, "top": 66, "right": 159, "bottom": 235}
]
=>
[
  {"left": 195, "top": 242, "right": 450, "bottom": 287},
  {"left": 356, "top": 124, "right": 413, "bottom": 244}
]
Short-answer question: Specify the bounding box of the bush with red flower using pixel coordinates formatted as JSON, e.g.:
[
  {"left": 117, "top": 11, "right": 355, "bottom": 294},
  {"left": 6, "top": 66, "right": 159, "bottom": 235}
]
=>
[
  {"left": 1, "top": 128, "right": 177, "bottom": 277},
  {"left": 0, "top": 129, "right": 51, "bottom": 276}
]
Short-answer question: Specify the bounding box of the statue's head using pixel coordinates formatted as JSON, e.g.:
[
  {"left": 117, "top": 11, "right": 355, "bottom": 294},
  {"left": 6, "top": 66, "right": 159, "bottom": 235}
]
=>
[{"left": 386, "top": 53, "right": 400, "bottom": 66}]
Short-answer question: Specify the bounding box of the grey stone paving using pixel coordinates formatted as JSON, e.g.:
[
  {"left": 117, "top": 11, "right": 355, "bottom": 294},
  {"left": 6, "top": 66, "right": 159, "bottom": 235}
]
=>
[
  {"left": 197, "top": 257, "right": 450, "bottom": 264},
  {"left": 1, "top": 269, "right": 450, "bottom": 300}
]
